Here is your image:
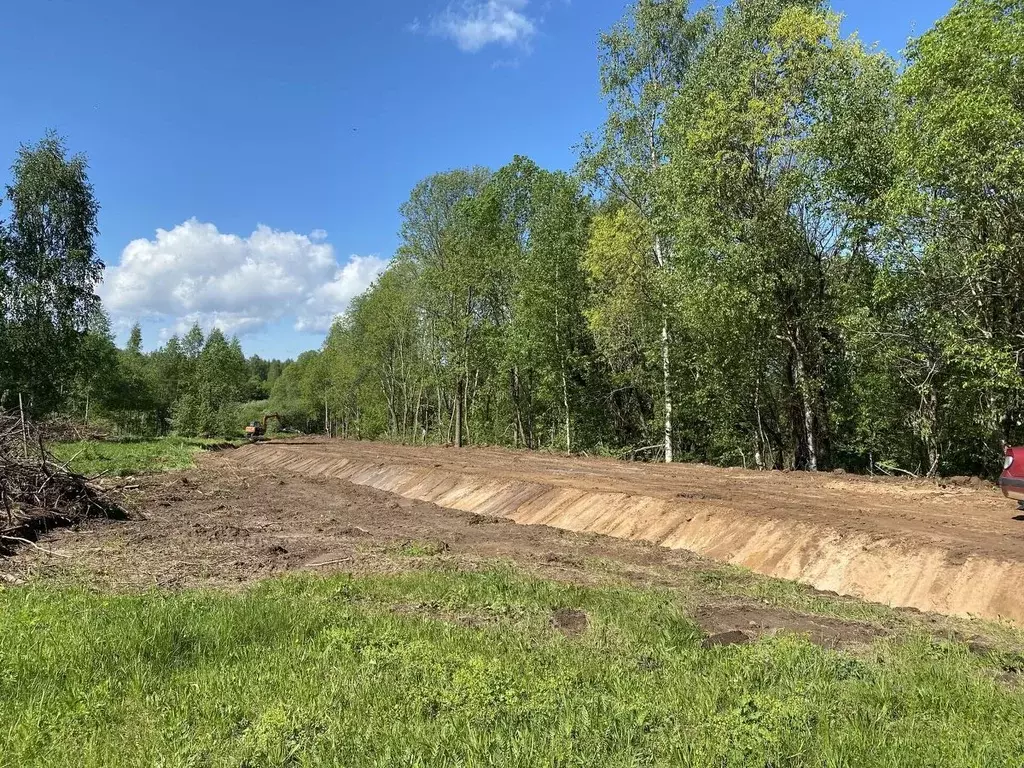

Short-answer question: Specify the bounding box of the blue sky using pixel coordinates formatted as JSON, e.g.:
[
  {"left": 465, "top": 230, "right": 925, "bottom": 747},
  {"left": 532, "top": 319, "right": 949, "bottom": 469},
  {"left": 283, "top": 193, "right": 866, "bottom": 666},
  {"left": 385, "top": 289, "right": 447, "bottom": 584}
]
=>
[{"left": 0, "top": 0, "right": 952, "bottom": 360}]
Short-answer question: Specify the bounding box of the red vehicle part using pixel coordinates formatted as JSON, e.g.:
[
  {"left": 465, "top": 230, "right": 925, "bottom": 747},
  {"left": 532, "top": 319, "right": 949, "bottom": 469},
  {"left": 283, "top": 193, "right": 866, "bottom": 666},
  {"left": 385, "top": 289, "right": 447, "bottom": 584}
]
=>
[{"left": 999, "top": 445, "right": 1024, "bottom": 503}]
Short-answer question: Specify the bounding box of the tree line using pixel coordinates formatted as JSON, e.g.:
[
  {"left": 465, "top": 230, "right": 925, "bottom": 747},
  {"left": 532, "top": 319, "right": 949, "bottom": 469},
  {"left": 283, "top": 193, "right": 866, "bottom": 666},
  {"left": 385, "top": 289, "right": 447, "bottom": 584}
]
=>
[
  {"left": 0, "top": 134, "right": 292, "bottom": 435},
  {"left": 273, "top": 0, "right": 1024, "bottom": 476},
  {"left": 2, "top": 0, "right": 1021, "bottom": 476}
]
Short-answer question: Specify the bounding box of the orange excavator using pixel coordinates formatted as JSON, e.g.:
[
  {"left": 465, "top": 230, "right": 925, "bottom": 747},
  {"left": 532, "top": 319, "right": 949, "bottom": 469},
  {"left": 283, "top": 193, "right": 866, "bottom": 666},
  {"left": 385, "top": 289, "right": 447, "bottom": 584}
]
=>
[{"left": 245, "top": 414, "right": 280, "bottom": 441}]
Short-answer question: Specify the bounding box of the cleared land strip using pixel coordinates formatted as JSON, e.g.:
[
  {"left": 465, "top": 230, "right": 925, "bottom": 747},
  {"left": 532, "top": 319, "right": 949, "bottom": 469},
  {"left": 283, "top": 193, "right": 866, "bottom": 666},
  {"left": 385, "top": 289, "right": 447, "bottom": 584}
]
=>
[{"left": 232, "top": 440, "right": 1024, "bottom": 624}]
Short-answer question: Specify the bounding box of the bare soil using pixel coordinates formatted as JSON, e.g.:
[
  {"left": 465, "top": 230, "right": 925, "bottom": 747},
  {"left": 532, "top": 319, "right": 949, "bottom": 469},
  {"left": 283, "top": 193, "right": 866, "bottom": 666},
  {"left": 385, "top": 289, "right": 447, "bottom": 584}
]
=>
[
  {"left": 221, "top": 440, "right": 1024, "bottom": 624},
  {"left": 0, "top": 450, "right": 913, "bottom": 650},
  {"left": 248, "top": 439, "right": 1022, "bottom": 563}
]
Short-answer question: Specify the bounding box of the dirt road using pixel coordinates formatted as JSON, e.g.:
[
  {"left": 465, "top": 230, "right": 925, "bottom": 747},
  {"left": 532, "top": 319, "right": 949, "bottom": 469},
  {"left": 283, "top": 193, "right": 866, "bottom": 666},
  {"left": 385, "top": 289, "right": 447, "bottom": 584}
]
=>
[{"left": 229, "top": 439, "right": 1024, "bottom": 623}]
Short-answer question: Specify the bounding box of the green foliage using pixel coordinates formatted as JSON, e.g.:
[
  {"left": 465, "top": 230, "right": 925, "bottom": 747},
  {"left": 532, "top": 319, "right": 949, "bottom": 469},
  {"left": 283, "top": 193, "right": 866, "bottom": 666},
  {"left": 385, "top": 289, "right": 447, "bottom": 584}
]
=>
[
  {"left": 877, "top": 0, "right": 1024, "bottom": 475},
  {"left": 660, "top": 0, "right": 898, "bottom": 470},
  {"left": 169, "top": 328, "right": 249, "bottom": 436},
  {"left": 0, "top": 133, "right": 102, "bottom": 415},
  {"left": 304, "top": 158, "right": 600, "bottom": 451},
  {"left": 583, "top": 206, "right": 661, "bottom": 446},
  {"left": 394, "top": 539, "right": 450, "bottom": 557},
  {"left": 267, "top": 350, "right": 333, "bottom": 434},
  {"left": 2, "top": 570, "right": 1023, "bottom": 766}
]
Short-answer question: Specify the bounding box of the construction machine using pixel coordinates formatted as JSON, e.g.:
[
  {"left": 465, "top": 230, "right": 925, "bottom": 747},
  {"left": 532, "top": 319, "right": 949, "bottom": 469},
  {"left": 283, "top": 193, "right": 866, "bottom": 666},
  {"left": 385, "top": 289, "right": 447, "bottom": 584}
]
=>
[{"left": 245, "top": 414, "right": 281, "bottom": 441}]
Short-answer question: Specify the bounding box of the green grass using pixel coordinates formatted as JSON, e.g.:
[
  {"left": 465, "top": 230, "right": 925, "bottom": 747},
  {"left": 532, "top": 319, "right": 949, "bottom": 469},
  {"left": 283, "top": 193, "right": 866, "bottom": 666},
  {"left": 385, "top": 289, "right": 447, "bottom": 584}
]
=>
[
  {"left": 2, "top": 569, "right": 1023, "bottom": 767},
  {"left": 50, "top": 437, "right": 236, "bottom": 476}
]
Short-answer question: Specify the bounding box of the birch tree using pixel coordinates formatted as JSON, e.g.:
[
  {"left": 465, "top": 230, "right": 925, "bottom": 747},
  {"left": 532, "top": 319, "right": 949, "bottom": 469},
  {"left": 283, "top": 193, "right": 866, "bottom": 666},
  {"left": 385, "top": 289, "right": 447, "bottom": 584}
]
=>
[
  {"left": 578, "top": 0, "right": 712, "bottom": 462},
  {"left": 0, "top": 133, "right": 102, "bottom": 414}
]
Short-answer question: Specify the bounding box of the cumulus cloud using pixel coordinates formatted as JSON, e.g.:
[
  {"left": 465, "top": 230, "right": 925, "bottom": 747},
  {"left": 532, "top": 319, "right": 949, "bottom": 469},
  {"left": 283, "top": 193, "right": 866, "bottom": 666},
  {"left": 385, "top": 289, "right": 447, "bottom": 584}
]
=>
[
  {"left": 100, "top": 219, "right": 388, "bottom": 338},
  {"left": 430, "top": 0, "right": 536, "bottom": 52}
]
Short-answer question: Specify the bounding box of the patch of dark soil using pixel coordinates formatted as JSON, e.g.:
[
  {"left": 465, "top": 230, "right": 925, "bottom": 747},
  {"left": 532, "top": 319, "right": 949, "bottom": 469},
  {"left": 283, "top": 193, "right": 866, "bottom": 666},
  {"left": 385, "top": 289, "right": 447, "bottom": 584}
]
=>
[
  {"left": 545, "top": 553, "right": 583, "bottom": 568},
  {"left": 7, "top": 460, "right": 680, "bottom": 589},
  {"left": 391, "top": 602, "right": 497, "bottom": 630},
  {"left": 550, "top": 608, "right": 588, "bottom": 637},
  {"left": 940, "top": 476, "right": 992, "bottom": 490},
  {"left": 695, "top": 602, "right": 886, "bottom": 649},
  {"left": 675, "top": 491, "right": 718, "bottom": 501},
  {"left": 997, "top": 671, "right": 1022, "bottom": 688},
  {"left": 702, "top": 630, "right": 751, "bottom": 648}
]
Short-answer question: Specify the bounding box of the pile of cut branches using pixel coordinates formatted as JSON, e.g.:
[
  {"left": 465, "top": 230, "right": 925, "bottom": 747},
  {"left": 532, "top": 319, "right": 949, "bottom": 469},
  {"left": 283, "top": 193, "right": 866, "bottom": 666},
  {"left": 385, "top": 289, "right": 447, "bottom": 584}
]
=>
[
  {"left": 0, "top": 410, "right": 125, "bottom": 555},
  {"left": 38, "top": 416, "right": 109, "bottom": 443}
]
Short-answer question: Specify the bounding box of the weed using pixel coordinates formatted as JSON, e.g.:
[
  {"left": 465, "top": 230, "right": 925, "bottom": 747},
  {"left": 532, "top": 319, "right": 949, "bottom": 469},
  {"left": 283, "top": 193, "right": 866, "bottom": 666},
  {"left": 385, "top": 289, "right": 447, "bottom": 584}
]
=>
[{"left": 394, "top": 539, "right": 450, "bottom": 557}]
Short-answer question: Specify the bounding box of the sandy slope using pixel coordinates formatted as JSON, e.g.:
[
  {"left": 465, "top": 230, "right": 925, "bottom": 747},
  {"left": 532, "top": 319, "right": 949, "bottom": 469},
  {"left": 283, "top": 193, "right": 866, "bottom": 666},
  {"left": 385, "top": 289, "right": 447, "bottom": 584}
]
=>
[{"left": 232, "top": 439, "right": 1024, "bottom": 623}]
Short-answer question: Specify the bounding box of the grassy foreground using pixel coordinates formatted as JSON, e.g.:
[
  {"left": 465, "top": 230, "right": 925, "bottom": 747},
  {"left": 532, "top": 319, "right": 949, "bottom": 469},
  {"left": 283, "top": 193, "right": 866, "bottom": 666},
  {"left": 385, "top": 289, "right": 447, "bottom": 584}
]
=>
[
  {"left": 2, "top": 570, "right": 1023, "bottom": 767},
  {"left": 49, "top": 437, "right": 235, "bottom": 476}
]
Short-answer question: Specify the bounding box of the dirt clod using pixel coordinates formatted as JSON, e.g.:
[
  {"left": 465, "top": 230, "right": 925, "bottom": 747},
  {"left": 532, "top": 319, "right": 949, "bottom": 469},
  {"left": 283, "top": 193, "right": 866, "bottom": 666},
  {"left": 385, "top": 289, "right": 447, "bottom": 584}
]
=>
[{"left": 468, "top": 514, "right": 500, "bottom": 525}]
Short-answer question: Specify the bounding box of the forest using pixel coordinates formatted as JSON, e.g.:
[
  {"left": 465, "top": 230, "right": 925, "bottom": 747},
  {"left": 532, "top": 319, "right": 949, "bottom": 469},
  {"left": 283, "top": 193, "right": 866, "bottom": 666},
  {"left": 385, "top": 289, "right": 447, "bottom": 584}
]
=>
[{"left": 1, "top": 0, "right": 1021, "bottom": 477}]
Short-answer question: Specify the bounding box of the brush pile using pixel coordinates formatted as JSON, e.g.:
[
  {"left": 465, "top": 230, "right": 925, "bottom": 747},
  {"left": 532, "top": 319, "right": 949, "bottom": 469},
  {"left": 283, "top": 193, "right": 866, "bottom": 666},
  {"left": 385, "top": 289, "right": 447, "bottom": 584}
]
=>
[{"left": 0, "top": 410, "right": 124, "bottom": 554}]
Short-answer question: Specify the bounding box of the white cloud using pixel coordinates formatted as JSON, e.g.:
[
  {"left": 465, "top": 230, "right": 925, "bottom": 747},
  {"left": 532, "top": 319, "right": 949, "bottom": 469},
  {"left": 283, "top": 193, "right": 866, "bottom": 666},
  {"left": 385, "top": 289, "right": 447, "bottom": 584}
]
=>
[
  {"left": 430, "top": 0, "right": 536, "bottom": 52},
  {"left": 100, "top": 219, "right": 388, "bottom": 338},
  {"left": 299, "top": 256, "right": 391, "bottom": 333}
]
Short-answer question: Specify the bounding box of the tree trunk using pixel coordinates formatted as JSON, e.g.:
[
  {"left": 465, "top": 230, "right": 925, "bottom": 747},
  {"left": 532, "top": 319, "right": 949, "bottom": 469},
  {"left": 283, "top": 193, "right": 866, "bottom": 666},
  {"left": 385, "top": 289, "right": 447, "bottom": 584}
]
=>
[
  {"left": 384, "top": 380, "right": 398, "bottom": 437},
  {"left": 465, "top": 365, "right": 477, "bottom": 445},
  {"left": 413, "top": 385, "right": 423, "bottom": 444},
  {"left": 562, "top": 366, "right": 571, "bottom": 456},
  {"left": 661, "top": 313, "right": 673, "bottom": 463},
  {"left": 456, "top": 287, "right": 473, "bottom": 449},
  {"left": 924, "top": 385, "right": 941, "bottom": 477},
  {"left": 438, "top": 384, "right": 446, "bottom": 443},
  {"left": 454, "top": 379, "right": 464, "bottom": 448},
  {"left": 653, "top": 235, "right": 672, "bottom": 464},
  {"left": 754, "top": 383, "right": 765, "bottom": 471},
  {"left": 792, "top": 344, "right": 817, "bottom": 472},
  {"left": 447, "top": 393, "right": 456, "bottom": 444},
  {"left": 512, "top": 366, "right": 529, "bottom": 449},
  {"left": 553, "top": 278, "right": 571, "bottom": 455},
  {"left": 780, "top": 331, "right": 817, "bottom": 471}
]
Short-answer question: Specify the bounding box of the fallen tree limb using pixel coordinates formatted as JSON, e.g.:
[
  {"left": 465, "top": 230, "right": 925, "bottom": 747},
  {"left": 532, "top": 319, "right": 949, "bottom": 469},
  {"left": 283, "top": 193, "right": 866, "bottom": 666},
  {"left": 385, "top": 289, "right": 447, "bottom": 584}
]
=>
[{"left": 0, "top": 535, "right": 71, "bottom": 558}]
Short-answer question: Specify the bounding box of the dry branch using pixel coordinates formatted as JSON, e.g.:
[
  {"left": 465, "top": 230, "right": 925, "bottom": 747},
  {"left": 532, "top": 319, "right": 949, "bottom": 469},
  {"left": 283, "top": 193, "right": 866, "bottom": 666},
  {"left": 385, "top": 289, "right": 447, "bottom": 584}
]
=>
[{"left": 0, "top": 410, "right": 125, "bottom": 554}]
